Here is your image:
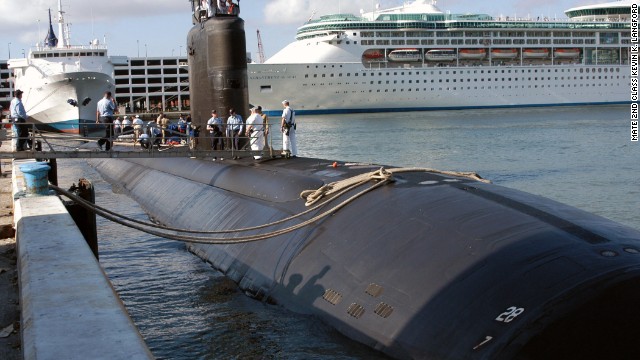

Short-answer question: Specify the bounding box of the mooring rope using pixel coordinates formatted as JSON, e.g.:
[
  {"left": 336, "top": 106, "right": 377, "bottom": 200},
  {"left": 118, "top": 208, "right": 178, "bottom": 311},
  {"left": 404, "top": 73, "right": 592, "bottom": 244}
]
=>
[
  {"left": 300, "top": 166, "right": 489, "bottom": 206},
  {"left": 51, "top": 176, "right": 391, "bottom": 244},
  {"left": 51, "top": 166, "right": 488, "bottom": 244}
]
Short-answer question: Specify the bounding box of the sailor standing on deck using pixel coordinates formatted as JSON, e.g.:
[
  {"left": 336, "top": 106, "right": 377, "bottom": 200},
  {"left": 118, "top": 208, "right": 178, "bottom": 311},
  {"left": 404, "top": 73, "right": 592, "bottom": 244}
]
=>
[
  {"left": 226, "top": 108, "right": 243, "bottom": 156},
  {"left": 280, "top": 100, "right": 297, "bottom": 158},
  {"left": 10, "top": 89, "right": 29, "bottom": 151},
  {"left": 132, "top": 115, "right": 144, "bottom": 142},
  {"left": 96, "top": 91, "right": 117, "bottom": 151},
  {"left": 206, "top": 110, "right": 223, "bottom": 151},
  {"left": 113, "top": 116, "right": 122, "bottom": 137},
  {"left": 245, "top": 106, "right": 264, "bottom": 160}
]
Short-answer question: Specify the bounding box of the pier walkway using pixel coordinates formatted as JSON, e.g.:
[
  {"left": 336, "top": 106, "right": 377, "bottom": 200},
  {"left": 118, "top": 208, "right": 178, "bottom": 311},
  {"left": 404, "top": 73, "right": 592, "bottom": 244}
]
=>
[
  {"left": 0, "top": 143, "right": 18, "bottom": 360},
  {"left": 0, "top": 139, "right": 154, "bottom": 359}
]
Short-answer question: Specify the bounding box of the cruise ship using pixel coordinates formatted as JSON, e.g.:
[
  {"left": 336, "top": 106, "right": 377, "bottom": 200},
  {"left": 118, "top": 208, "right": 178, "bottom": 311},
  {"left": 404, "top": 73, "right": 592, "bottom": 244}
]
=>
[
  {"left": 247, "top": 0, "right": 633, "bottom": 115},
  {"left": 7, "top": 1, "right": 115, "bottom": 133}
]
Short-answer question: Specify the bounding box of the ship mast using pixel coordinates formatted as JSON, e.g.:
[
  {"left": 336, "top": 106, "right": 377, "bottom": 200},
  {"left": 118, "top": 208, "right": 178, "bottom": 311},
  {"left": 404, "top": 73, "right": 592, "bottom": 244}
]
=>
[{"left": 56, "top": 0, "right": 69, "bottom": 48}]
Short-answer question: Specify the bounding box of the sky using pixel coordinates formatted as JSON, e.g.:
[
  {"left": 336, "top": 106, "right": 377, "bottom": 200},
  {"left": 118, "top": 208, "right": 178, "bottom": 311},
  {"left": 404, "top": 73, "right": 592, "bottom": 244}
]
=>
[{"left": 0, "top": 0, "right": 605, "bottom": 61}]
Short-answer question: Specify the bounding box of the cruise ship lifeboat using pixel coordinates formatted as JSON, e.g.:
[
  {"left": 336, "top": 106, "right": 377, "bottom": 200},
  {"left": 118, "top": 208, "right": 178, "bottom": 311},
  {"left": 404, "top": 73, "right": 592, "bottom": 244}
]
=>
[
  {"left": 523, "top": 48, "right": 550, "bottom": 58},
  {"left": 424, "top": 49, "right": 456, "bottom": 61},
  {"left": 458, "top": 49, "right": 486, "bottom": 60},
  {"left": 362, "top": 50, "right": 384, "bottom": 60},
  {"left": 388, "top": 49, "right": 423, "bottom": 62},
  {"left": 554, "top": 48, "right": 580, "bottom": 58},
  {"left": 490, "top": 49, "right": 518, "bottom": 59}
]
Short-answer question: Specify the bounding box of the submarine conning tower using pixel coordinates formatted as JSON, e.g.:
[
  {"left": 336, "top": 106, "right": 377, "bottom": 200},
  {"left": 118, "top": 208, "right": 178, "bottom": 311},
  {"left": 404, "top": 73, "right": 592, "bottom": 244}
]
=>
[{"left": 187, "top": 1, "right": 249, "bottom": 151}]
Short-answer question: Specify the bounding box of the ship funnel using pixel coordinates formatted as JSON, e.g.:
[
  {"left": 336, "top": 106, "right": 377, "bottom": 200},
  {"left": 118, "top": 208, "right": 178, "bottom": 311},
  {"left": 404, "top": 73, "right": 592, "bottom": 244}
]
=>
[{"left": 44, "top": 9, "right": 59, "bottom": 48}]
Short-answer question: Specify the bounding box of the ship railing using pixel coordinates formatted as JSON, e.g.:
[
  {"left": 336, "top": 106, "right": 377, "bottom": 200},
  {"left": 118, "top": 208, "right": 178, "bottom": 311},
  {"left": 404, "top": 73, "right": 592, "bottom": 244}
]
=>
[
  {"left": 31, "top": 44, "right": 108, "bottom": 52},
  {"left": 0, "top": 121, "right": 282, "bottom": 160}
]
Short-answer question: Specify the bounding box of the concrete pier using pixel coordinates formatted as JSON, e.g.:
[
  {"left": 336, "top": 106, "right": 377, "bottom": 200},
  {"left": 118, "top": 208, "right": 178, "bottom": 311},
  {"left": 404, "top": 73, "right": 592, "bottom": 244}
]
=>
[
  {"left": 6, "top": 151, "right": 153, "bottom": 359},
  {"left": 0, "top": 145, "right": 19, "bottom": 360}
]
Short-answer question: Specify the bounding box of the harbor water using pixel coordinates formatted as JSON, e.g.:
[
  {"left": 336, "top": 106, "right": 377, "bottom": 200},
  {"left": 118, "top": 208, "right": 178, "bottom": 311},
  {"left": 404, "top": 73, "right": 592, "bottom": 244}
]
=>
[{"left": 56, "top": 105, "right": 637, "bottom": 359}]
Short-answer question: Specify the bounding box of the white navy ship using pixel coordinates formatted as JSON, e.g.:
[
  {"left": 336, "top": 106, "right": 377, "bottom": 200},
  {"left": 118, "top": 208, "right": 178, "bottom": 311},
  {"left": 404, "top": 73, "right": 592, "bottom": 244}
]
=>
[
  {"left": 247, "top": 0, "right": 632, "bottom": 115},
  {"left": 8, "top": 0, "right": 115, "bottom": 133}
]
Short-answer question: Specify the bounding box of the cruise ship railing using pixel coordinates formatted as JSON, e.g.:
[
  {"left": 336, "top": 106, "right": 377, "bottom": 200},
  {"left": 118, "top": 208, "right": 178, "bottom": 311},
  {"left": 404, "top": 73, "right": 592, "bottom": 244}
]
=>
[{"left": 0, "top": 121, "right": 281, "bottom": 160}]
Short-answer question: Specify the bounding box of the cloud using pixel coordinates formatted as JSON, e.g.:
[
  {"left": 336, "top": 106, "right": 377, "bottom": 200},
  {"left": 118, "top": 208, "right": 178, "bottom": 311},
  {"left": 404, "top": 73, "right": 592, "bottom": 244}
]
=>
[
  {"left": 264, "top": 0, "right": 376, "bottom": 25},
  {"left": 0, "top": 0, "right": 186, "bottom": 36},
  {"left": 0, "top": 0, "right": 191, "bottom": 54}
]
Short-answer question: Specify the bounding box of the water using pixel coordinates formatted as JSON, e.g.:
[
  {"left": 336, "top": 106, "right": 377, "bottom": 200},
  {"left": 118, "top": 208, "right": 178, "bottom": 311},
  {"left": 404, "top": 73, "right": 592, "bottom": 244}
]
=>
[
  {"left": 297, "top": 105, "right": 638, "bottom": 229},
  {"left": 55, "top": 105, "right": 638, "bottom": 359}
]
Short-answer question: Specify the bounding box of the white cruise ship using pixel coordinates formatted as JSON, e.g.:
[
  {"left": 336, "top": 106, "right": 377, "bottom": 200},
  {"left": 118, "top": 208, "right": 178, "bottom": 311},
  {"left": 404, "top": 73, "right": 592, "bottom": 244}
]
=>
[
  {"left": 8, "top": 1, "right": 115, "bottom": 133},
  {"left": 247, "top": 0, "right": 633, "bottom": 116}
]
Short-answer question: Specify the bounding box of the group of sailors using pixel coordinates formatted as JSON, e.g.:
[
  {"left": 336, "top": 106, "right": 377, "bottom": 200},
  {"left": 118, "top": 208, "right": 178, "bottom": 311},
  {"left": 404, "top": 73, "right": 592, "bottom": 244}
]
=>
[
  {"left": 197, "top": 0, "right": 240, "bottom": 18},
  {"left": 99, "top": 92, "right": 298, "bottom": 158},
  {"left": 206, "top": 100, "right": 297, "bottom": 160},
  {"left": 100, "top": 110, "right": 195, "bottom": 150}
]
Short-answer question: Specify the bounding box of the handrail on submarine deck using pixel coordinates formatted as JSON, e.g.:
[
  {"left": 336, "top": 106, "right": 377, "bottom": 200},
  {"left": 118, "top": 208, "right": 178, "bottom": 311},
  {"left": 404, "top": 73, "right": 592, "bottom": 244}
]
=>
[{"left": 0, "top": 121, "right": 281, "bottom": 160}]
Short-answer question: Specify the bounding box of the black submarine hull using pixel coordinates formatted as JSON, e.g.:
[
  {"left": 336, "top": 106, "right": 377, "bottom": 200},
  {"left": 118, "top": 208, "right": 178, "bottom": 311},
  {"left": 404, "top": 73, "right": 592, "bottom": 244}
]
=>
[{"left": 91, "top": 156, "right": 640, "bottom": 359}]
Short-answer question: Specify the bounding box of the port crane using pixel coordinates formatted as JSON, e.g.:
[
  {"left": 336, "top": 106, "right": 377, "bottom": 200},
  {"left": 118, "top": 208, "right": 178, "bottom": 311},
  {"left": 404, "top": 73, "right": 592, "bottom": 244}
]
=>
[{"left": 256, "top": 29, "right": 265, "bottom": 64}]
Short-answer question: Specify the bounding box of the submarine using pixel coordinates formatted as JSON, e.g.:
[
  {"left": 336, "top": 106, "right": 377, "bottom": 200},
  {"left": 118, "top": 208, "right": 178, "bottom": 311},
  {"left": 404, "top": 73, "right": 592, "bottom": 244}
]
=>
[{"left": 87, "top": 3, "right": 640, "bottom": 359}]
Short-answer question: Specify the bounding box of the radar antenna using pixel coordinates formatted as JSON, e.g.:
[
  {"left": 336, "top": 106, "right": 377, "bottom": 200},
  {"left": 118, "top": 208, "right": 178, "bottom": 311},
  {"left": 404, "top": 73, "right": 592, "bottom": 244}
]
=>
[{"left": 257, "top": 29, "right": 265, "bottom": 64}]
